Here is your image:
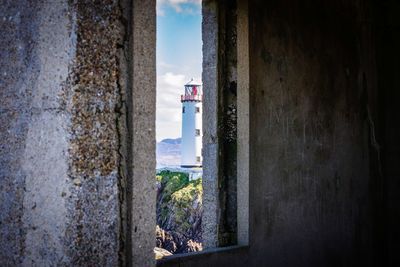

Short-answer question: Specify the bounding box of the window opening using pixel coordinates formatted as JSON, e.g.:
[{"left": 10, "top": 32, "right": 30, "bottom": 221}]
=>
[
  {"left": 155, "top": 0, "right": 203, "bottom": 260},
  {"left": 155, "top": 0, "right": 249, "bottom": 262}
]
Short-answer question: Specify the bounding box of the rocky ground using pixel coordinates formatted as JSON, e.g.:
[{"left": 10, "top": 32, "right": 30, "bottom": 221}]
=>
[{"left": 155, "top": 170, "right": 203, "bottom": 256}]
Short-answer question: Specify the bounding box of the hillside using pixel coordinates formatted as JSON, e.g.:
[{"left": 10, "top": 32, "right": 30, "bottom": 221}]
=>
[
  {"left": 156, "top": 138, "right": 181, "bottom": 168},
  {"left": 156, "top": 170, "right": 203, "bottom": 255}
]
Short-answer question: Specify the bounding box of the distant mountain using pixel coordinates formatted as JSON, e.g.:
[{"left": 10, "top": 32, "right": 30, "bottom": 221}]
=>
[{"left": 157, "top": 138, "right": 181, "bottom": 168}]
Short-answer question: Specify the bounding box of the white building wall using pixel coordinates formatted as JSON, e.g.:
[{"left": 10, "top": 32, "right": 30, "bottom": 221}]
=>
[{"left": 181, "top": 101, "right": 202, "bottom": 167}]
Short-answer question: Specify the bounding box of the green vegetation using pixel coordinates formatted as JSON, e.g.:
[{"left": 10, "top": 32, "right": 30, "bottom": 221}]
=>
[
  {"left": 171, "top": 178, "right": 202, "bottom": 232},
  {"left": 157, "top": 170, "right": 190, "bottom": 202},
  {"left": 156, "top": 170, "right": 203, "bottom": 235},
  {"left": 172, "top": 178, "right": 202, "bottom": 207}
]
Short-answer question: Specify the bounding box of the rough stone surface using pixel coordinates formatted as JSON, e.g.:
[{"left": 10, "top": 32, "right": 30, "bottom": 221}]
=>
[
  {"left": 130, "top": 0, "right": 157, "bottom": 266},
  {"left": 218, "top": 0, "right": 238, "bottom": 247},
  {"left": 247, "top": 0, "right": 380, "bottom": 266},
  {"left": 2, "top": 0, "right": 400, "bottom": 266},
  {"left": 202, "top": 0, "right": 239, "bottom": 249},
  {"left": 1, "top": 1, "right": 73, "bottom": 265},
  {"left": 236, "top": 0, "right": 249, "bottom": 246},
  {"left": 62, "top": 1, "right": 125, "bottom": 265},
  {"left": 202, "top": 0, "right": 220, "bottom": 249},
  {"left": 159, "top": 0, "right": 400, "bottom": 266},
  {"left": 0, "top": 0, "right": 129, "bottom": 265}
]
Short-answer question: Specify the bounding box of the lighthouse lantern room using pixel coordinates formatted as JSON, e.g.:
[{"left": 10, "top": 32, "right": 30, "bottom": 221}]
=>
[{"left": 181, "top": 78, "right": 203, "bottom": 168}]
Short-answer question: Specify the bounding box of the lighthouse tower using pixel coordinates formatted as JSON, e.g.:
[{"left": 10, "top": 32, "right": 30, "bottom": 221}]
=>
[{"left": 181, "top": 79, "right": 202, "bottom": 168}]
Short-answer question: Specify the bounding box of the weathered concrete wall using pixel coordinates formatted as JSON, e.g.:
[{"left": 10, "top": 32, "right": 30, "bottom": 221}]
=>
[
  {"left": 64, "top": 1, "right": 127, "bottom": 265},
  {"left": 2, "top": 0, "right": 398, "bottom": 266},
  {"left": 1, "top": 1, "right": 75, "bottom": 265},
  {"left": 248, "top": 0, "right": 380, "bottom": 266},
  {"left": 218, "top": 0, "right": 238, "bottom": 247},
  {"left": 161, "top": 0, "right": 400, "bottom": 266},
  {"left": 236, "top": 0, "right": 249, "bottom": 246},
  {"left": 0, "top": 0, "right": 156, "bottom": 265},
  {"left": 130, "top": 0, "right": 157, "bottom": 266},
  {"left": 202, "top": 0, "right": 239, "bottom": 249},
  {"left": 202, "top": 0, "right": 220, "bottom": 249},
  {"left": 374, "top": 1, "right": 400, "bottom": 265}
]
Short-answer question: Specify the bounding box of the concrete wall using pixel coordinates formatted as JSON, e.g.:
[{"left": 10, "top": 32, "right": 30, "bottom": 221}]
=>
[
  {"left": 1, "top": 1, "right": 83, "bottom": 265},
  {"left": 374, "top": 1, "right": 400, "bottom": 265},
  {"left": 202, "top": 0, "right": 239, "bottom": 249},
  {"left": 202, "top": 0, "right": 220, "bottom": 249},
  {"left": 2, "top": 0, "right": 399, "bottom": 266},
  {"left": 248, "top": 0, "right": 379, "bottom": 266},
  {"left": 0, "top": 0, "right": 156, "bottom": 266},
  {"left": 130, "top": 0, "right": 157, "bottom": 265},
  {"left": 161, "top": 0, "right": 400, "bottom": 266}
]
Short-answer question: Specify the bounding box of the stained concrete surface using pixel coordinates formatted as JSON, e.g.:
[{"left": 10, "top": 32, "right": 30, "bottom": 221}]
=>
[
  {"left": 63, "top": 1, "right": 125, "bottom": 264},
  {"left": 247, "top": 0, "right": 390, "bottom": 266},
  {"left": 164, "top": 2, "right": 400, "bottom": 266},
  {"left": 0, "top": 0, "right": 129, "bottom": 265},
  {"left": 202, "top": 0, "right": 220, "bottom": 249},
  {"left": 1, "top": 1, "right": 73, "bottom": 265},
  {"left": 218, "top": 0, "right": 238, "bottom": 247},
  {"left": 236, "top": 0, "right": 250, "bottom": 246},
  {"left": 130, "top": 0, "right": 157, "bottom": 266},
  {"left": 202, "top": 0, "right": 240, "bottom": 249},
  {"left": 2, "top": 0, "right": 400, "bottom": 266},
  {"left": 160, "top": 0, "right": 400, "bottom": 266}
]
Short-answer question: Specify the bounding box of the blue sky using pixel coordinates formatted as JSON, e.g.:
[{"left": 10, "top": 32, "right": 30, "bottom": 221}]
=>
[{"left": 156, "top": 0, "right": 202, "bottom": 141}]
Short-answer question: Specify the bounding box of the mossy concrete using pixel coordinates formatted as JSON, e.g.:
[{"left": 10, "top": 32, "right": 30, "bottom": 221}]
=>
[{"left": 0, "top": 0, "right": 156, "bottom": 266}]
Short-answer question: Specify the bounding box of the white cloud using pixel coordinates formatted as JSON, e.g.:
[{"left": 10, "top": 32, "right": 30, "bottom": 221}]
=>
[
  {"left": 157, "top": 72, "right": 185, "bottom": 109},
  {"left": 156, "top": 72, "right": 187, "bottom": 141},
  {"left": 157, "top": 0, "right": 201, "bottom": 15}
]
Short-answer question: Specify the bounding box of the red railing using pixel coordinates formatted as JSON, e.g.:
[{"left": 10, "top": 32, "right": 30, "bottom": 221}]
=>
[{"left": 181, "top": 94, "right": 203, "bottom": 102}]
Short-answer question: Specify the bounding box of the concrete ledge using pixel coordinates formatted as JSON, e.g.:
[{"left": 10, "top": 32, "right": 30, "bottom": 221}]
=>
[
  {"left": 157, "top": 245, "right": 249, "bottom": 267},
  {"left": 181, "top": 165, "right": 203, "bottom": 168}
]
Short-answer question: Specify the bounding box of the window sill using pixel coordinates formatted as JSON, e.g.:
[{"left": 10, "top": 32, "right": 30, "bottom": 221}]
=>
[{"left": 156, "top": 245, "right": 249, "bottom": 266}]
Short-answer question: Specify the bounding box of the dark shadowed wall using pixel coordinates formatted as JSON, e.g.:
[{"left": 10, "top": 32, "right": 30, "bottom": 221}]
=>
[
  {"left": 248, "top": 0, "right": 396, "bottom": 266},
  {"left": 374, "top": 1, "right": 400, "bottom": 266},
  {"left": 160, "top": 0, "right": 400, "bottom": 266}
]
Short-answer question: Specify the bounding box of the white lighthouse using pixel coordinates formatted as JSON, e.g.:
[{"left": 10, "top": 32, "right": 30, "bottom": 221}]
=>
[{"left": 181, "top": 78, "right": 203, "bottom": 168}]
